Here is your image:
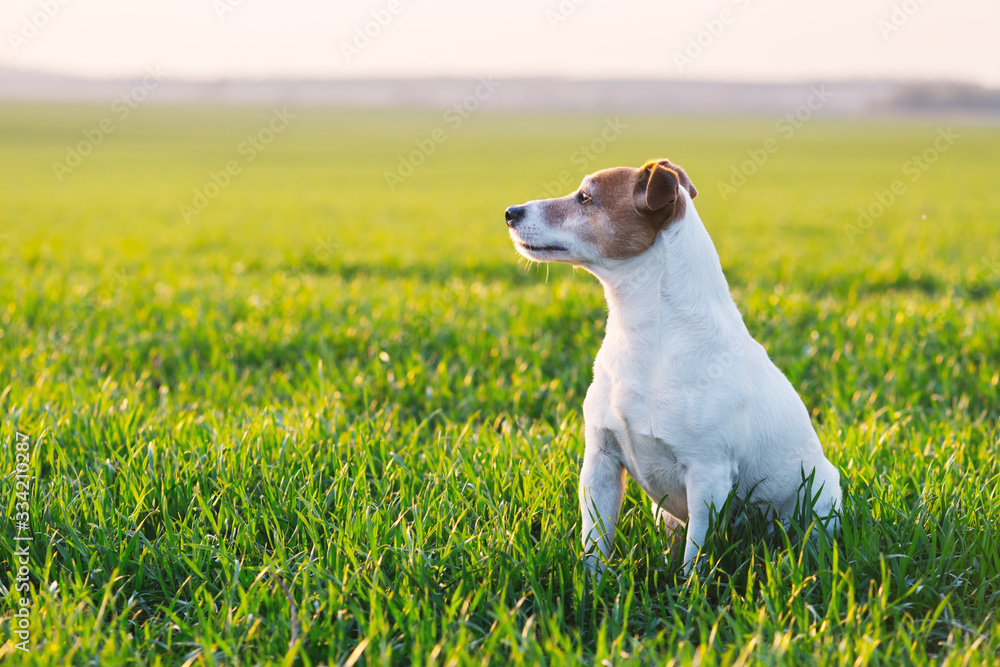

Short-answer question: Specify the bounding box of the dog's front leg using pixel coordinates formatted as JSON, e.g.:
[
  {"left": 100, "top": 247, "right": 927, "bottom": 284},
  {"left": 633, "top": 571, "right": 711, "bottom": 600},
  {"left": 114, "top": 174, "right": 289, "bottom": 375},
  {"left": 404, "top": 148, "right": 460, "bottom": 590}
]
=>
[
  {"left": 579, "top": 426, "right": 626, "bottom": 578},
  {"left": 682, "top": 467, "right": 735, "bottom": 574}
]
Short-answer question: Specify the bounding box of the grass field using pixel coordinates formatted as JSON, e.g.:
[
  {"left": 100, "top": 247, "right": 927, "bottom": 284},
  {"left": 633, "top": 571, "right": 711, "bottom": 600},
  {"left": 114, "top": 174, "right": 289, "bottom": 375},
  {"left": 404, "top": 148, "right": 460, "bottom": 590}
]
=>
[{"left": 1, "top": 103, "right": 999, "bottom": 665}]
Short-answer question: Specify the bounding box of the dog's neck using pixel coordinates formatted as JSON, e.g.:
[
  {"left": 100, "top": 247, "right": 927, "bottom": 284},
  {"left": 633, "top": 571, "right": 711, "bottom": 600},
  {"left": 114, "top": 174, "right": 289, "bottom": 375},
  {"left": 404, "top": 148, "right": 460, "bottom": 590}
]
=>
[{"left": 586, "top": 196, "right": 746, "bottom": 341}]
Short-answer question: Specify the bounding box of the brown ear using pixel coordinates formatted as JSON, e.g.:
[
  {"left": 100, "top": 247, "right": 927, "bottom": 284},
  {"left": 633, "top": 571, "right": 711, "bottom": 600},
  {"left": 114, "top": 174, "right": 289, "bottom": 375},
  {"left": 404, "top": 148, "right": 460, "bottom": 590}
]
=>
[
  {"left": 634, "top": 162, "right": 681, "bottom": 226},
  {"left": 644, "top": 163, "right": 680, "bottom": 211},
  {"left": 634, "top": 159, "right": 697, "bottom": 226},
  {"left": 642, "top": 158, "right": 697, "bottom": 201}
]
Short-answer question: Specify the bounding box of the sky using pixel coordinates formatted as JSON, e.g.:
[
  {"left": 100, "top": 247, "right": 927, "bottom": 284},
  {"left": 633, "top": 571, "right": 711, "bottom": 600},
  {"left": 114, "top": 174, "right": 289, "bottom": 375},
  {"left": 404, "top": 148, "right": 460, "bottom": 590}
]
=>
[{"left": 1, "top": 0, "right": 998, "bottom": 86}]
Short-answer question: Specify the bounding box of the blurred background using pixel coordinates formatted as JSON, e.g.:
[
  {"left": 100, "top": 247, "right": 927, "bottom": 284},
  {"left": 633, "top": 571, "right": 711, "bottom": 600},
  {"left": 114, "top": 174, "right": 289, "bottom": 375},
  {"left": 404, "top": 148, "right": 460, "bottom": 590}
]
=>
[{"left": 2, "top": 0, "right": 999, "bottom": 114}]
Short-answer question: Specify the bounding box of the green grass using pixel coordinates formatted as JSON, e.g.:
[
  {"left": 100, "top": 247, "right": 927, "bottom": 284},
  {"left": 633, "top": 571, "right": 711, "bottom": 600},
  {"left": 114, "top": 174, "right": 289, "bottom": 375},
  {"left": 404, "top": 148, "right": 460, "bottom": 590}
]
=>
[{"left": 0, "top": 103, "right": 998, "bottom": 665}]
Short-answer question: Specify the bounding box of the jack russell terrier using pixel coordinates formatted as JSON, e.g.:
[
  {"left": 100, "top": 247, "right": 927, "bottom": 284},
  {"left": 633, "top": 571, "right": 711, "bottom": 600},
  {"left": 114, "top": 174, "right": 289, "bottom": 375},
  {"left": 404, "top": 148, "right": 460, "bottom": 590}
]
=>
[{"left": 505, "top": 159, "right": 841, "bottom": 575}]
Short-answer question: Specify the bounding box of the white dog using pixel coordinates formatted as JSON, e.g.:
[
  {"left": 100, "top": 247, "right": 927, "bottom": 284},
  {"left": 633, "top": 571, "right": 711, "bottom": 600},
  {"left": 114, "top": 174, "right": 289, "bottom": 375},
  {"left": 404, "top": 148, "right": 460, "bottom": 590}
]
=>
[{"left": 505, "top": 159, "right": 841, "bottom": 574}]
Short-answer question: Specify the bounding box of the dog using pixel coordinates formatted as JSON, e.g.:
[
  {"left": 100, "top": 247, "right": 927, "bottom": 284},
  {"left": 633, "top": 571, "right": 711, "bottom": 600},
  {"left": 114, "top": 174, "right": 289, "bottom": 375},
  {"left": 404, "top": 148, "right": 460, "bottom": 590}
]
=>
[{"left": 505, "top": 159, "right": 841, "bottom": 575}]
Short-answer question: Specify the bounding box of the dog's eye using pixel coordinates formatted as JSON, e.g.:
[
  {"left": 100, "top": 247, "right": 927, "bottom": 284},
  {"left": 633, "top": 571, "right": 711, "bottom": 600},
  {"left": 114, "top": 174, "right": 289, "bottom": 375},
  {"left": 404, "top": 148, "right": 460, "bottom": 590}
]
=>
[{"left": 578, "top": 190, "right": 592, "bottom": 204}]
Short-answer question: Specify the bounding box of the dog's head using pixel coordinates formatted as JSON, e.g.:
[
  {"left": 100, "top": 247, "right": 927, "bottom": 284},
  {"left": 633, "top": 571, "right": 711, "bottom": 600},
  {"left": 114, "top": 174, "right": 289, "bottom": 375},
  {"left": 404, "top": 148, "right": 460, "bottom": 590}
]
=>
[{"left": 505, "top": 159, "right": 697, "bottom": 265}]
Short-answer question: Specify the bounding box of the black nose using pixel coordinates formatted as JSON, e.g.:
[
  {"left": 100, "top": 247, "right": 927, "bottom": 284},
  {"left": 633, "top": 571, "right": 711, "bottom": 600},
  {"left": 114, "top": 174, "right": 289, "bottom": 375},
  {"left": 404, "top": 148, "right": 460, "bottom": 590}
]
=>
[{"left": 505, "top": 205, "right": 526, "bottom": 228}]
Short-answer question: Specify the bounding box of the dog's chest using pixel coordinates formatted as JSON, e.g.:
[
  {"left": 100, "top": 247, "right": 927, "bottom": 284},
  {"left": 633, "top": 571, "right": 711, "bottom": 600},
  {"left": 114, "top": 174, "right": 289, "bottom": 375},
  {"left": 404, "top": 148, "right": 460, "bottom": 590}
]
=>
[
  {"left": 588, "top": 341, "right": 690, "bottom": 512},
  {"left": 597, "top": 329, "right": 678, "bottom": 434}
]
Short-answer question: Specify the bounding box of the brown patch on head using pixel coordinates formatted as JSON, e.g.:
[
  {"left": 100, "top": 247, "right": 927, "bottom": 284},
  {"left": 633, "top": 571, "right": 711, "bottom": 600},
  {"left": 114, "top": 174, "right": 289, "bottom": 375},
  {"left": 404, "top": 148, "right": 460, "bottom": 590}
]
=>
[{"left": 537, "top": 159, "right": 697, "bottom": 260}]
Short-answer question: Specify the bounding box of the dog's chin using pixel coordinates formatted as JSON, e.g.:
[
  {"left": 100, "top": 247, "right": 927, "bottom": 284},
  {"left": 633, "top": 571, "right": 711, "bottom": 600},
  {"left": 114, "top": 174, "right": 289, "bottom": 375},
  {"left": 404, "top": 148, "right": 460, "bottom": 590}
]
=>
[{"left": 513, "top": 240, "right": 572, "bottom": 263}]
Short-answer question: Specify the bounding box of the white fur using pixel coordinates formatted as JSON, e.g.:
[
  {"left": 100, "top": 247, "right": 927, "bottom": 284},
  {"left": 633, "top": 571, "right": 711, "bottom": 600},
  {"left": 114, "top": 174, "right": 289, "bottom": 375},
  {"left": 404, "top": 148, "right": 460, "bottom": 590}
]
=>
[{"left": 510, "top": 187, "right": 841, "bottom": 575}]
